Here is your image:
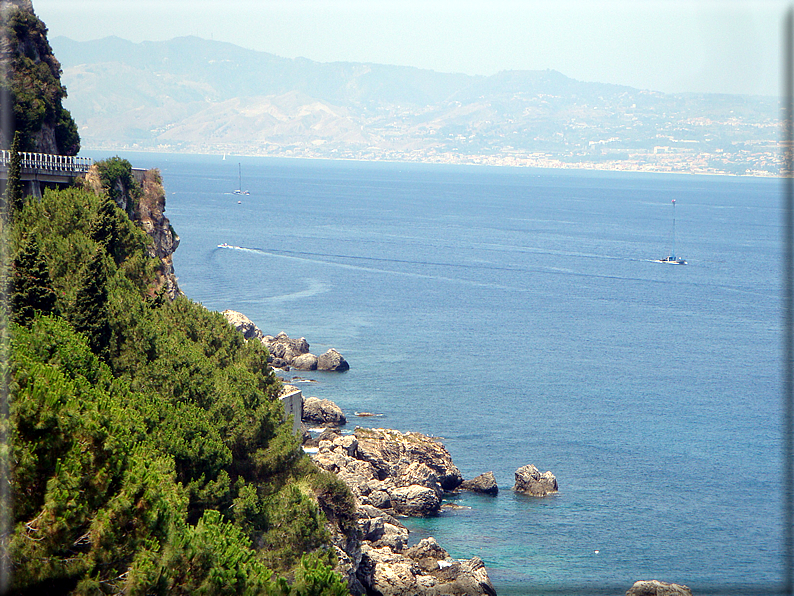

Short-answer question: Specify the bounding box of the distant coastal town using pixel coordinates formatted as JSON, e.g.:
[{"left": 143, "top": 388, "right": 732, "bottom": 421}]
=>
[{"left": 206, "top": 142, "right": 780, "bottom": 177}]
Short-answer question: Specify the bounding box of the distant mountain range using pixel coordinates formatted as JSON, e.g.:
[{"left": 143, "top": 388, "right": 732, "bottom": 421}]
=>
[{"left": 52, "top": 35, "right": 782, "bottom": 174}]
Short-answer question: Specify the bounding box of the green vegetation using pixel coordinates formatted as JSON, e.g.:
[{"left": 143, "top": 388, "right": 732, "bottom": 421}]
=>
[
  {"left": 95, "top": 156, "right": 141, "bottom": 220},
  {"left": 6, "top": 158, "right": 355, "bottom": 594},
  {"left": 0, "top": 4, "right": 79, "bottom": 154}
]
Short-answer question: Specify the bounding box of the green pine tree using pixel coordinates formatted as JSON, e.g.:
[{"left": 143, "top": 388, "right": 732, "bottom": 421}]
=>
[
  {"left": 90, "top": 194, "right": 120, "bottom": 261},
  {"left": 69, "top": 248, "right": 111, "bottom": 358},
  {"left": 11, "top": 234, "right": 57, "bottom": 326}
]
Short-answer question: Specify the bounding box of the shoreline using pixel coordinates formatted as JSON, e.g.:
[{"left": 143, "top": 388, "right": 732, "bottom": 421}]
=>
[{"left": 78, "top": 146, "right": 781, "bottom": 179}]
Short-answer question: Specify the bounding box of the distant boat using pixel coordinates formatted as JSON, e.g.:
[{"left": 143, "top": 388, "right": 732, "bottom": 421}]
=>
[
  {"left": 655, "top": 199, "right": 687, "bottom": 265},
  {"left": 233, "top": 163, "right": 250, "bottom": 195}
]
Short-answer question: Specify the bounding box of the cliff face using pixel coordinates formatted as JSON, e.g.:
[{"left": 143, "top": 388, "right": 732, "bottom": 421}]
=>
[
  {"left": 0, "top": 0, "right": 79, "bottom": 153},
  {"left": 83, "top": 164, "right": 182, "bottom": 299},
  {"left": 138, "top": 169, "right": 181, "bottom": 299}
]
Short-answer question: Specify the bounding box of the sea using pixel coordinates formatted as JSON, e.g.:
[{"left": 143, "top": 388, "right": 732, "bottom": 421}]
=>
[{"left": 86, "top": 151, "right": 786, "bottom": 595}]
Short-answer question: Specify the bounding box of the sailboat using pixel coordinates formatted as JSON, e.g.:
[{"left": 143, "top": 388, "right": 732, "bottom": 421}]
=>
[
  {"left": 655, "top": 199, "right": 686, "bottom": 265},
  {"left": 233, "top": 163, "right": 250, "bottom": 196}
]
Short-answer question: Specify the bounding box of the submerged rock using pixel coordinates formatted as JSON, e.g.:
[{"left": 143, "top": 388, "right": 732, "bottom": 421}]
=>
[
  {"left": 513, "top": 464, "right": 558, "bottom": 497},
  {"left": 460, "top": 471, "right": 498, "bottom": 495},
  {"left": 626, "top": 580, "right": 693, "bottom": 596}
]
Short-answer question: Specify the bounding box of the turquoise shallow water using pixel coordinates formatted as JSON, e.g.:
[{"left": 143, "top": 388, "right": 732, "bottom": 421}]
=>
[{"left": 89, "top": 151, "right": 785, "bottom": 594}]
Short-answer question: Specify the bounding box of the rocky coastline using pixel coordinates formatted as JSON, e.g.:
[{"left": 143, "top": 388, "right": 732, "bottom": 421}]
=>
[
  {"left": 225, "top": 311, "right": 692, "bottom": 596},
  {"left": 310, "top": 426, "right": 497, "bottom": 595},
  {"left": 223, "top": 310, "right": 349, "bottom": 371}
]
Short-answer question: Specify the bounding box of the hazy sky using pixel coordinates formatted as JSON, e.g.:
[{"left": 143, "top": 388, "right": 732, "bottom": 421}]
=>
[{"left": 32, "top": 0, "right": 790, "bottom": 97}]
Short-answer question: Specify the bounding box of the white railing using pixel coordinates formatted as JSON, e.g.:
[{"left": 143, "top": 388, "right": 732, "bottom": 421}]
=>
[{"left": 0, "top": 151, "right": 93, "bottom": 174}]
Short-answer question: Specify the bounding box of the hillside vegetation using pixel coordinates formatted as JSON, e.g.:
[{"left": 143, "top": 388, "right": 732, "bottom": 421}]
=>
[
  {"left": 6, "top": 159, "right": 353, "bottom": 595},
  {"left": 0, "top": 0, "right": 79, "bottom": 154},
  {"left": 0, "top": 2, "right": 356, "bottom": 593}
]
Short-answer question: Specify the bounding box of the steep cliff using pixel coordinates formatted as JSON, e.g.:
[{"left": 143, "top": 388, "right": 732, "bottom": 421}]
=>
[
  {"left": 0, "top": 0, "right": 79, "bottom": 153},
  {"left": 136, "top": 168, "right": 181, "bottom": 298},
  {"left": 83, "top": 161, "right": 182, "bottom": 299}
]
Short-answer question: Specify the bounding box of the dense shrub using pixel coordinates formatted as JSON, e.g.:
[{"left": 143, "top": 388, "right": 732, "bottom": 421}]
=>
[
  {"left": 8, "top": 183, "right": 352, "bottom": 594},
  {"left": 0, "top": 6, "right": 79, "bottom": 154}
]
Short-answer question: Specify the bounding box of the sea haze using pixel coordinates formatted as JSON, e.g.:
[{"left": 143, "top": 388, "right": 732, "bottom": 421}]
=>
[
  {"left": 103, "top": 152, "right": 784, "bottom": 594},
  {"left": 58, "top": 36, "right": 779, "bottom": 176}
]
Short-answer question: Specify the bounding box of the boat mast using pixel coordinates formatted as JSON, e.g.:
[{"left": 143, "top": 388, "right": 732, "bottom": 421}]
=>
[
  {"left": 671, "top": 199, "right": 676, "bottom": 260},
  {"left": 238, "top": 163, "right": 242, "bottom": 192}
]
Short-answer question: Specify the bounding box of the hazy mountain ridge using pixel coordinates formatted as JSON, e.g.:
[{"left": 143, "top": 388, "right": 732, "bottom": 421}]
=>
[{"left": 53, "top": 35, "right": 781, "bottom": 174}]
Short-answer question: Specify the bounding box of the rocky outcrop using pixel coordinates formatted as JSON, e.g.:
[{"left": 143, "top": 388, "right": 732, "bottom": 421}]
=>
[
  {"left": 626, "top": 580, "right": 692, "bottom": 596},
  {"left": 303, "top": 396, "right": 347, "bottom": 427},
  {"left": 460, "top": 471, "right": 498, "bottom": 496},
  {"left": 264, "top": 331, "right": 349, "bottom": 372},
  {"left": 302, "top": 427, "right": 341, "bottom": 449},
  {"left": 358, "top": 537, "right": 496, "bottom": 596},
  {"left": 312, "top": 428, "right": 462, "bottom": 517},
  {"left": 513, "top": 464, "right": 558, "bottom": 497},
  {"left": 83, "top": 165, "right": 182, "bottom": 299},
  {"left": 355, "top": 428, "right": 463, "bottom": 491},
  {"left": 220, "top": 316, "right": 350, "bottom": 371},
  {"left": 352, "top": 508, "right": 496, "bottom": 596},
  {"left": 221, "top": 310, "right": 264, "bottom": 341},
  {"left": 292, "top": 352, "right": 318, "bottom": 371},
  {"left": 318, "top": 348, "right": 350, "bottom": 371},
  {"left": 312, "top": 429, "right": 496, "bottom": 594},
  {"left": 138, "top": 169, "right": 181, "bottom": 299}
]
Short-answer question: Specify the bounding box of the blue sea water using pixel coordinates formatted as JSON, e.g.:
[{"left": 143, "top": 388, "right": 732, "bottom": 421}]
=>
[{"left": 95, "top": 152, "right": 785, "bottom": 594}]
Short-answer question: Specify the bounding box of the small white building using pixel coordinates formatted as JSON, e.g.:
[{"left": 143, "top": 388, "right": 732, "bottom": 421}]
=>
[{"left": 279, "top": 384, "right": 303, "bottom": 436}]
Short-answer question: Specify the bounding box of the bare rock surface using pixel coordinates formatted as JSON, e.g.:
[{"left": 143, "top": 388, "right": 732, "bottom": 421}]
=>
[
  {"left": 302, "top": 397, "right": 347, "bottom": 427},
  {"left": 357, "top": 538, "right": 496, "bottom": 596},
  {"left": 312, "top": 429, "right": 455, "bottom": 517},
  {"left": 513, "top": 464, "right": 558, "bottom": 497},
  {"left": 264, "top": 332, "right": 311, "bottom": 362},
  {"left": 84, "top": 165, "right": 182, "bottom": 299},
  {"left": 318, "top": 348, "right": 350, "bottom": 371},
  {"left": 219, "top": 320, "right": 350, "bottom": 371},
  {"left": 138, "top": 170, "right": 181, "bottom": 299},
  {"left": 460, "top": 471, "right": 499, "bottom": 495},
  {"left": 312, "top": 429, "right": 496, "bottom": 595},
  {"left": 264, "top": 331, "right": 349, "bottom": 371},
  {"left": 292, "top": 352, "right": 319, "bottom": 371},
  {"left": 222, "top": 310, "right": 264, "bottom": 341},
  {"left": 389, "top": 485, "right": 440, "bottom": 517},
  {"left": 626, "top": 580, "right": 693, "bottom": 596},
  {"left": 354, "top": 428, "right": 463, "bottom": 491}
]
